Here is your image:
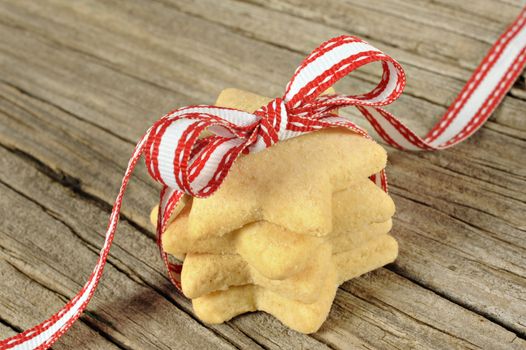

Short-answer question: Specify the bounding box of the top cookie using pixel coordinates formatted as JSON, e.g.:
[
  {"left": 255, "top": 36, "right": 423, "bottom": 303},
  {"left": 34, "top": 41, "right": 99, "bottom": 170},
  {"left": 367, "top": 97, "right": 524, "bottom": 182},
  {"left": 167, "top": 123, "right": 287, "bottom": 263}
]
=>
[{"left": 186, "top": 89, "right": 387, "bottom": 238}]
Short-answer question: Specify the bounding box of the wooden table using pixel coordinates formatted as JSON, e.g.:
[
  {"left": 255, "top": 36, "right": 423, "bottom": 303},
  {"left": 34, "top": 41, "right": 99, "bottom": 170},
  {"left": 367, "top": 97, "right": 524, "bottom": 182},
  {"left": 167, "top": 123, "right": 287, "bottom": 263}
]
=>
[{"left": 1, "top": 1, "right": 525, "bottom": 349}]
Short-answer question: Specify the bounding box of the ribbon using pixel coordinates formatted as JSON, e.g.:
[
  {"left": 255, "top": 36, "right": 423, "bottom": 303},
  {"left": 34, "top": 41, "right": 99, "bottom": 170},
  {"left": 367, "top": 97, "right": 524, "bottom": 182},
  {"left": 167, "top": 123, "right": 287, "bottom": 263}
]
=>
[{"left": 1, "top": 7, "right": 525, "bottom": 349}]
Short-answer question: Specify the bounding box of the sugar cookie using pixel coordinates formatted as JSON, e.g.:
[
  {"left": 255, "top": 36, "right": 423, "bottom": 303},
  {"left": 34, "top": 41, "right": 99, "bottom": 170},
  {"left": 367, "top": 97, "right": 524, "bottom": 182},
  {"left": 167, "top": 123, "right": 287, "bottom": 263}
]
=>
[
  {"left": 193, "top": 264, "right": 338, "bottom": 334},
  {"left": 185, "top": 89, "right": 387, "bottom": 239},
  {"left": 182, "top": 234, "right": 398, "bottom": 302},
  {"left": 156, "top": 180, "right": 395, "bottom": 279},
  {"left": 192, "top": 235, "right": 398, "bottom": 333},
  {"left": 181, "top": 244, "right": 331, "bottom": 302}
]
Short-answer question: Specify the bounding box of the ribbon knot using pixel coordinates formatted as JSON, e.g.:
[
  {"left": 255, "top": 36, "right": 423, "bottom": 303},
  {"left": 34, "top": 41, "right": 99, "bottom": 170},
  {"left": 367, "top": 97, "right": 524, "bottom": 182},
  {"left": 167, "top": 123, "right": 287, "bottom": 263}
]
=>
[{"left": 251, "top": 97, "right": 288, "bottom": 151}]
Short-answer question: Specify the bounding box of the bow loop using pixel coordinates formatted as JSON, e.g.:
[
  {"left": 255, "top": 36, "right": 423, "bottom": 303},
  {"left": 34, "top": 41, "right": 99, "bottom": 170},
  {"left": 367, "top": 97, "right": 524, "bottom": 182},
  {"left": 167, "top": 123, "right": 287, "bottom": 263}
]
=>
[
  {"left": 284, "top": 36, "right": 405, "bottom": 112},
  {"left": 142, "top": 35, "right": 407, "bottom": 197},
  {"left": 144, "top": 106, "right": 260, "bottom": 197}
]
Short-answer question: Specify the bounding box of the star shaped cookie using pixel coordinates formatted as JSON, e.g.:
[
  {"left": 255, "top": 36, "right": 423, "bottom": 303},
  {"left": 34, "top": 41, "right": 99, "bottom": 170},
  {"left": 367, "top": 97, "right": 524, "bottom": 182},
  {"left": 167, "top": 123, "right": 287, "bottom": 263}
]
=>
[
  {"left": 185, "top": 89, "right": 387, "bottom": 239},
  {"left": 155, "top": 179, "right": 395, "bottom": 279},
  {"left": 192, "top": 235, "right": 398, "bottom": 334}
]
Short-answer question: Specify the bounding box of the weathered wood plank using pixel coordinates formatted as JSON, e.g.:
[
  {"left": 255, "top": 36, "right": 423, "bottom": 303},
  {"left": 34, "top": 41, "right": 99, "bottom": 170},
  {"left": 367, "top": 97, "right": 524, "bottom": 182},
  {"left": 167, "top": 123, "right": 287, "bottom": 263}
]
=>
[
  {"left": 0, "top": 147, "right": 249, "bottom": 349},
  {"left": 324, "top": 269, "right": 523, "bottom": 350},
  {"left": 244, "top": 0, "right": 521, "bottom": 67},
  {"left": 0, "top": 146, "right": 320, "bottom": 349},
  {"left": 0, "top": 0, "right": 525, "bottom": 347},
  {"left": 1, "top": 133, "right": 523, "bottom": 349},
  {"left": 0, "top": 260, "right": 122, "bottom": 350},
  {"left": 2, "top": 0, "right": 525, "bottom": 140},
  {"left": 169, "top": 0, "right": 526, "bottom": 134}
]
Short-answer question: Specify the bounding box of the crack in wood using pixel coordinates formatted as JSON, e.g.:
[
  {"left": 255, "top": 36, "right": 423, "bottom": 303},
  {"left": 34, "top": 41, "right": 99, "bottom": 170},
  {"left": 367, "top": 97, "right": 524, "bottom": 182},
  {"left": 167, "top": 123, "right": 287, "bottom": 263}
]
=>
[
  {"left": 0, "top": 97, "right": 156, "bottom": 200},
  {"left": 0, "top": 314, "right": 22, "bottom": 334},
  {"left": 0, "top": 143, "right": 156, "bottom": 241}
]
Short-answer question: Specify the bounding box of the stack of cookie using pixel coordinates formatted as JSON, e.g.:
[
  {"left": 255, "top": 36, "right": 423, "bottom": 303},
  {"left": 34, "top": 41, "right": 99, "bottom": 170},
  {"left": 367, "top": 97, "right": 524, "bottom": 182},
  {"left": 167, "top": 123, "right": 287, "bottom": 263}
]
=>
[{"left": 151, "top": 89, "right": 398, "bottom": 333}]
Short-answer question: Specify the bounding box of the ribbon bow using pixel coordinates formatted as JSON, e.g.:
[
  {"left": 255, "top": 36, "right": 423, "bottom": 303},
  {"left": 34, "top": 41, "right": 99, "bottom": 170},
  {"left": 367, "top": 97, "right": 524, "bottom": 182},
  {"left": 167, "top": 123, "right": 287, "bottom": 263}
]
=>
[
  {"left": 2, "top": 7, "right": 525, "bottom": 348},
  {"left": 144, "top": 35, "right": 404, "bottom": 199}
]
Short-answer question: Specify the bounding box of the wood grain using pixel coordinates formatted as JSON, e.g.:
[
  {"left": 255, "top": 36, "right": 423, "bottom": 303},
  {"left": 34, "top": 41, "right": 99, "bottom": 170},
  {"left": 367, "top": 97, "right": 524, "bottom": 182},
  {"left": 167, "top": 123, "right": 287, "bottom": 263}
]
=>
[{"left": 0, "top": 0, "right": 525, "bottom": 348}]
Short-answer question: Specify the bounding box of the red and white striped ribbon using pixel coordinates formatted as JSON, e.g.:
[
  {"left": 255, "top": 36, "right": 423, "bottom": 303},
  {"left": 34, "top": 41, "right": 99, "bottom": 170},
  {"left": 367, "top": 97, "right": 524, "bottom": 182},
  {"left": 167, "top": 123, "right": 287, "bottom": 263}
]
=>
[{"left": 1, "top": 7, "right": 525, "bottom": 349}]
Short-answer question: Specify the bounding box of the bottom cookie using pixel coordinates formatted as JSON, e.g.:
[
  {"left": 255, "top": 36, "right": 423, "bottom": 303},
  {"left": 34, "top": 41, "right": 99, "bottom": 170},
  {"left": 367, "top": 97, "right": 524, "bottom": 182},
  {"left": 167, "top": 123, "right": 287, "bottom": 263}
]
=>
[
  {"left": 192, "top": 235, "right": 398, "bottom": 333},
  {"left": 193, "top": 263, "right": 338, "bottom": 334}
]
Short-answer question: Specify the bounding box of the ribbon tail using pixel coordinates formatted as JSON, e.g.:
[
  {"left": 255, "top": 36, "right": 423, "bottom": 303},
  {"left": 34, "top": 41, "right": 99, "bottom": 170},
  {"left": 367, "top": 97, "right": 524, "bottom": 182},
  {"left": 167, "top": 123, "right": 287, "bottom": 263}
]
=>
[
  {"left": 156, "top": 186, "right": 185, "bottom": 290},
  {"left": 0, "top": 132, "right": 151, "bottom": 350},
  {"left": 356, "top": 7, "right": 526, "bottom": 152}
]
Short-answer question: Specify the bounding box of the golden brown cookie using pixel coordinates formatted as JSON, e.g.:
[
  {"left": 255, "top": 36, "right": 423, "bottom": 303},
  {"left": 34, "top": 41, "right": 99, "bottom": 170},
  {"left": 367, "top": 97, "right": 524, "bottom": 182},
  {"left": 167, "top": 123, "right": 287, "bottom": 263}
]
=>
[
  {"left": 192, "top": 263, "right": 338, "bottom": 334},
  {"left": 184, "top": 89, "right": 388, "bottom": 239},
  {"left": 156, "top": 179, "right": 395, "bottom": 279},
  {"left": 181, "top": 243, "right": 331, "bottom": 302},
  {"left": 182, "top": 233, "right": 398, "bottom": 302},
  {"left": 192, "top": 234, "right": 398, "bottom": 333}
]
